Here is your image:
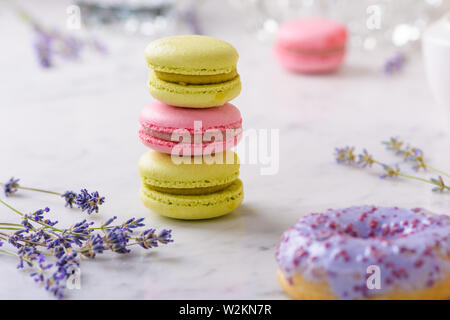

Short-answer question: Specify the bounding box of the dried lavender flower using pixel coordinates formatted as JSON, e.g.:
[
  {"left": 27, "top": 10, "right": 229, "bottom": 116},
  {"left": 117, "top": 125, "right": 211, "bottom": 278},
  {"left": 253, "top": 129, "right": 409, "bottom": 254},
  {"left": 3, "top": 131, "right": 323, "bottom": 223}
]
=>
[
  {"left": 357, "top": 149, "right": 375, "bottom": 168},
  {"left": 75, "top": 189, "right": 105, "bottom": 214},
  {"left": 61, "top": 191, "right": 77, "bottom": 208},
  {"left": 430, "top": 176, "right": 447, "bottom": 192},
  {"left": 0, "top": 199, "right": 173, "bottom": 299},
  {"left": 15, "top": 5, "right": 107, "bottom": 69},
  {"left": 334, "top": 147, "right": 356, "bottom": 164},
  {"left": 157, "top": 229, "right": 173, "bottom": 245},
  {"left": 335, "top": 143, "right": 450, "bottom": 192},
  {"left": 383, "top": 137, "right": 450, "bottom": 178},
  {"left": 2, "top": 178, "right": 106, "bottom": 214},
  {"left": 3, "top": 177, "right": 20, "bottom": 197},
  {"left": 382, "top": 137, "right": 403, "bottom": 152},
  {"left": 380, "top": 164, "right": 401, "bottom": 179},
  {"left": 383, "top": 52, "right": 406, "bottom": 74}
]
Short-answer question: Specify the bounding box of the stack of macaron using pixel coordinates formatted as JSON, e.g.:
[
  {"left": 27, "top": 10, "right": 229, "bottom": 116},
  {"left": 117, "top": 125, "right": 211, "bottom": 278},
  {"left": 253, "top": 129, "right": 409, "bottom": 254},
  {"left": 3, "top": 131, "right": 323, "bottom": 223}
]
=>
[{"left": 138, "top": 35, "right": 244, "bottom": 220}]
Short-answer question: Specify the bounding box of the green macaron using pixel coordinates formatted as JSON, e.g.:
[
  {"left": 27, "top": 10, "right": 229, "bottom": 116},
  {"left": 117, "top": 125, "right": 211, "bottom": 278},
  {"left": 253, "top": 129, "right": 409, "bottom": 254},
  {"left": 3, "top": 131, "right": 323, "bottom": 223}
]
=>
[
  {"left": 138, "top": 150, "right": 244, "bottom": 220},
  {"left": 144, "top": 35, "right": 242, "bottom": 108}
]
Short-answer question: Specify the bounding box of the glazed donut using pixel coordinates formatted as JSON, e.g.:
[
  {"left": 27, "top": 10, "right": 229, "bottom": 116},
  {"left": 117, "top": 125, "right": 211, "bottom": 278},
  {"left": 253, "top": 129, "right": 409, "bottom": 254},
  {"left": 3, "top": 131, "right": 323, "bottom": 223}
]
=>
[{"left": 276, "top": 206, "right": 450, "bottom": 300}]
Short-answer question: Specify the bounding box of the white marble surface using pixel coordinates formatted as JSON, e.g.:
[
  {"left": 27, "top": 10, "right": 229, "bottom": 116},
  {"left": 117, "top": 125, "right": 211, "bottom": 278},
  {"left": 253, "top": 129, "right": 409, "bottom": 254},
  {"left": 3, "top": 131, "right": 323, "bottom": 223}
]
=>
[{"left": 1, "top": 1, "right": 450, "bottom": 299}]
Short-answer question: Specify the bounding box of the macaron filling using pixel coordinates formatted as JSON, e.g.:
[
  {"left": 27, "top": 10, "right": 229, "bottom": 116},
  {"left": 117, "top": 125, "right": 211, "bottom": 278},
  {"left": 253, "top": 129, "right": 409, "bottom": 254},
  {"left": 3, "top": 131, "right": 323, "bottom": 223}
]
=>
[
  {"left": 154, "top": 69, "right": 238, "bottom": 85},
  {"left": 141, "top": 125, "right": 242, "bottom": 144},
  {"left": 143, "top": 181, "right": 234, "bottom": 195}
]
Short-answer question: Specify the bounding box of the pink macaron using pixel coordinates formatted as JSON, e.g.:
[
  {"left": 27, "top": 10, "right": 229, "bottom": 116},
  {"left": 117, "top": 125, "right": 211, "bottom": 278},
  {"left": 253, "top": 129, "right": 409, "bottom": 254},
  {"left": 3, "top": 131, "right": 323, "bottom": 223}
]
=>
[
  {"left": 139, "top": 101, "right": 242, "bottom": 156},
  {"left": 274, "top": 18, "right": 347, "bottom": 73}
]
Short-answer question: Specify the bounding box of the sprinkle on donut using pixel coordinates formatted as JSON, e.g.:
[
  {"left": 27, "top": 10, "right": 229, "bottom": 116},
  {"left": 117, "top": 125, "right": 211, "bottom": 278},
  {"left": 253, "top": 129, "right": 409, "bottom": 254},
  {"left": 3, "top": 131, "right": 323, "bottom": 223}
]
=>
[{"left": 276, "top": 206, "right": 450, "bottom": 299}]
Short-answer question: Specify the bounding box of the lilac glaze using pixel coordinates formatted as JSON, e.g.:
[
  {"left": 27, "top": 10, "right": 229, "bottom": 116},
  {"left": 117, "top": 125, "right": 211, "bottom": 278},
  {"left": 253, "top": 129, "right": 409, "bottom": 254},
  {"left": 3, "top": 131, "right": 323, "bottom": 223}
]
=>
[{"left": 276, "top": 206, "right": 450, "bottom": 299}]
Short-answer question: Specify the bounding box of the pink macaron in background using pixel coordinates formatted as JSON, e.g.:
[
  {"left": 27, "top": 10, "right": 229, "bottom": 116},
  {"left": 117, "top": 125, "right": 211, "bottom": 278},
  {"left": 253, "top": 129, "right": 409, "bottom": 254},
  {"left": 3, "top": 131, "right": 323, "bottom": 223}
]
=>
[
  {"left": 139, "top": 101, "right": 242, "bottom": 156},
  {"left": 274, "top": 18, "right": 347, "bottom": 74}
]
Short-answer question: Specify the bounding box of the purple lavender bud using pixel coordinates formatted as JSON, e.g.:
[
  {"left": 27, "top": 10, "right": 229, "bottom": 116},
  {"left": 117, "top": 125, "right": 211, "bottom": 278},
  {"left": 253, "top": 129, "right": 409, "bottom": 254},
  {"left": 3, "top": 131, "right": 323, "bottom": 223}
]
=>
[
  {"left": 61, "top": 191, "right": 77, "bottom": 208},
  {"left": 81, "top": 234, "right": 105, "bottom": 258},
  {"left": 33, "top": 27, "right": 53, "bottom": 68},
  {"left": 89, "top": 38, "right": 108, "bottom": 54},
  {"left": 71, "top": 219, "right": 94, "bottom": 234},
  {"left": 3, "top": 177, "right": 20, "bottom": 196},
  {"left": 158, "top": 229, "right": 173, "bottom": 245},
  {"left": 103, "top": 216, "right": 117, "bottom": 227},
  {"left": 75, "top": 189, "right": 105, "bottom": 214},
  {"left": 136, "top": 228, "right": 158, "bottom": 249},
  {"left": 123, "top": 217, "right": 145, "bottom": 229},
  {"left": 383, "top": 52, "right": 406, "bottom": 75},
  {"left": 104, "top": 226, "right": 130, "bottom": 254},
  {"left": 57, "top": 33, "right": 82, "bottom": 60}
]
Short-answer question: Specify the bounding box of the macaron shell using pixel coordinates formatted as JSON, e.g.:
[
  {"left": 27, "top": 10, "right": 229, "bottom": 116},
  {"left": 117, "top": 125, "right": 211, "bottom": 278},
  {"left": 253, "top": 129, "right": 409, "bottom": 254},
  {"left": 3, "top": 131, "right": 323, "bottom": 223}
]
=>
[
  {"left": 138, "top": 150, "right": 240, "bottom": 189},
  {"left": 148, "top": 71, "right": 241, "bottom": 108},
  {"left": 140, "top": 179, "right": 244, "bottom": 220},
  {"left": 274, "top": 45, "right": 345, "bottom": 73},
  {"left": 139, "top": 128, "right": 242, "bottom": 156},
  {"left": 145, "top": 35, "right": 239, "bottom": 75},
  {"left": 277, "top": 18, "right": 347, "bottom": 51},
  {"left": 140, "top": 101, "right": 242, "bottom": 132}
]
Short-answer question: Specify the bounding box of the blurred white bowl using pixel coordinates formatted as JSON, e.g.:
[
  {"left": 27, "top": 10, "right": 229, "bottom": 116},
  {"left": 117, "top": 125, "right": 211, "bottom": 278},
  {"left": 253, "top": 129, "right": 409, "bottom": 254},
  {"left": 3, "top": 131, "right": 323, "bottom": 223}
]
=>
[{"left": 423, "top": 14, "right": 450, "bottom": 116}]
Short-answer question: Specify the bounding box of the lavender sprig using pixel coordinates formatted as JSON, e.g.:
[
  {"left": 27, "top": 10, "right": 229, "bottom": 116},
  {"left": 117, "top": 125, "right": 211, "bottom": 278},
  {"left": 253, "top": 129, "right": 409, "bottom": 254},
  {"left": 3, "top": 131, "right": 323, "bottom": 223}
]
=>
[
  {"left": 382, "top": 137, "right": 450, "bottom": 178},
  {"left": 0, "top": 199, "right": 173, "bottom": 299},
  {"left": 334, "top": 146, "right": 450, "bottom": 192},
  {"left": 1, "top": 178, "right": 105, "bottom": 214},
  {"left": 11, "top": 4, "right": 107, "bottom": 69},
  {"left": 383, "top": 52, "right": 406, "bottom": 75}
]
